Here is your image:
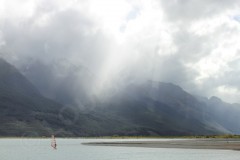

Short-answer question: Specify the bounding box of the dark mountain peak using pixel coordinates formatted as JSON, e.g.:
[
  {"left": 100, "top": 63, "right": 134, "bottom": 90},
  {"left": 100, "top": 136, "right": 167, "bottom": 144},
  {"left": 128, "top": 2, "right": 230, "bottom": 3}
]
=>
[
  {"left": 0, "top": 58, "right": 17, "bottom": 74},
  {"left": 125, "top": 80, "right": 194, "bottom": 103},
  {"left": 19, "top": 58, "right": 96, "bottom": 106},
  {"left": 0, "top": 58, "right": 77, "bottom": 136},
  {"left": 146, "top": 80, "right": 183, "bottom": 90},
  {"left": 0, "top": 58, "right": 40, "bottom": 96},
  {"left": 144, "top": 81, "right": 186, "bottom": 97},
  {"left": 147, "top": 81, "right": 192, "bottom": 100},
  {"left": 209, "top": 96, "right": 222, "bottom": 103}
]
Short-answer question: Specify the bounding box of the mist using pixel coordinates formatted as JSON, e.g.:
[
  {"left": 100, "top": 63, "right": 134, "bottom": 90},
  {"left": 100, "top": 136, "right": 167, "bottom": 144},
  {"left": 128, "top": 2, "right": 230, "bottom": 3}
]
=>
[{"left": 1, "top": 0, "right": 240, "bottom": 106}]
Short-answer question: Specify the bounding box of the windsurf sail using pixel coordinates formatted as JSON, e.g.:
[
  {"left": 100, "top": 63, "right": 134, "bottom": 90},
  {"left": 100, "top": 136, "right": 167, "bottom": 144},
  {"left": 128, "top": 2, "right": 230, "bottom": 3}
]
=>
[{"left": 51, "top": 135, "right": 57, "bottom": 149}]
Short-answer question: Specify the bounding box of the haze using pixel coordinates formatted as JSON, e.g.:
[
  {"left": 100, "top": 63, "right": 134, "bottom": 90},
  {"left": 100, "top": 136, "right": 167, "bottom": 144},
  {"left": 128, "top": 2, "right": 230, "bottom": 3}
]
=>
[{"left": 0, "top": 0, "right": 240, "bottom": 104}]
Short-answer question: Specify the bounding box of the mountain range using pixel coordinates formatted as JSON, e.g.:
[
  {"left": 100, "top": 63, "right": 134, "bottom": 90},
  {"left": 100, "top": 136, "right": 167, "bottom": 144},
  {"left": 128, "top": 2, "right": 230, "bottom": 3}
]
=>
[{"left": 0, "top": 58, "right": 240, "bottom": 137}]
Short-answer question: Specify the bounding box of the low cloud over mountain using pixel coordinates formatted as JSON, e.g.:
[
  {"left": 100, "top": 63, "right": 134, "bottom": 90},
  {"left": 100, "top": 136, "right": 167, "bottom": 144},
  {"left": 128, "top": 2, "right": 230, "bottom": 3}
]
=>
[
  {"left": 1, "top": 58, "right": 240, "bottom": 136},
  {"left": 0, "top": 0, "right": 240, "bottom": 104}
]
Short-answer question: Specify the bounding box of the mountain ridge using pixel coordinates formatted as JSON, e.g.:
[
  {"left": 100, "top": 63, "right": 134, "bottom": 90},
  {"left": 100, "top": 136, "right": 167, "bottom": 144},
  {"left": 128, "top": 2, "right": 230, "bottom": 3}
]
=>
[{"left": 1, "top": 58, "right": 240, "bottom": 136}]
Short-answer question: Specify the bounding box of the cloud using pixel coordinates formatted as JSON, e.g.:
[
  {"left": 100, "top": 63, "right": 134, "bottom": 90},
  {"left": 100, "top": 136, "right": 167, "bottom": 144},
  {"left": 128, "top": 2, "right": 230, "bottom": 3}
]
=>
[
  {"left": 0, "top": 31, "right": 5, "bottom": 48},
  {"left": 1, "top": 1, "right": 111, "bottom": 70},
  {"left": 1, "top": 0, "right": 240, "bottom": 103},
  {"left": 159, "top": 0, "right": 239, "bottom": 22}
]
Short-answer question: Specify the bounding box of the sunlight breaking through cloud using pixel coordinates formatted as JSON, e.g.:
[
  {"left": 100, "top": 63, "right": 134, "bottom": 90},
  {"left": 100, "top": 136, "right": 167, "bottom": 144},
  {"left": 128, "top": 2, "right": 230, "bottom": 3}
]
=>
[{"left": 0, "top": 0, "right": 240, "bottom": 103}]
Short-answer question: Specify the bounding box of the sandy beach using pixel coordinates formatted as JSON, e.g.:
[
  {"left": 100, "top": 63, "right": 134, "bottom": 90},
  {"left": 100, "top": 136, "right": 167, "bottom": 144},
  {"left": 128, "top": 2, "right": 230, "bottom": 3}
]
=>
[{"left": 83, "top": 139, "right": 240, "bottom": 151}]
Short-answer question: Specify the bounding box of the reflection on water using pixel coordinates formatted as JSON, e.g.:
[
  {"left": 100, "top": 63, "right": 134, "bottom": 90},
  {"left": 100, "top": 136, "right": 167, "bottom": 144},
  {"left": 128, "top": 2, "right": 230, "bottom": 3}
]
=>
[{"left": 0, "top": 139, "right": 240, "bottom": 160}]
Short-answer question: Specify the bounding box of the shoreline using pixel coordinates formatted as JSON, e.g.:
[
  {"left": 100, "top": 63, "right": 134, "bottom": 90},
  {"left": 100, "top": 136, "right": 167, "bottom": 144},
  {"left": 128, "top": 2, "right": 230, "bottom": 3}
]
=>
[
  {"left": 0, "top": 135, "right": 240, "bottom": 139},
  {"left": 83, "top": 139, "right": 240, "bottom": 151}
]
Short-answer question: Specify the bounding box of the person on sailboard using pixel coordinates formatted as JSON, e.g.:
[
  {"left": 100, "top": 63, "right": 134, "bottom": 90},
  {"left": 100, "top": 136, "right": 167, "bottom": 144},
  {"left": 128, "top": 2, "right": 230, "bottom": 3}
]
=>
[{"left": 51, "top": 135, "right": 57, "bottom": 149}]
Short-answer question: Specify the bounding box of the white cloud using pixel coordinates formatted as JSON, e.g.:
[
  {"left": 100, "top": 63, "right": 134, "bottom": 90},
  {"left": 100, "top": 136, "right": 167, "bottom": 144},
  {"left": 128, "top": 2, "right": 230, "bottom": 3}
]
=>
[
  {"left": 0, "top": 31, "right": 5, "bottom": 47},
  {"left": 0, "top": 0, "right": 36, "bottom": 21},
  {"left": 214, "top": 85, "right": 240, "bottom": 103},
  {"left": 1, "top": 0, "right": 240, "bottom": 103},
  {"left": 87, "top": 0, "right": 131, "bottom": 38}
]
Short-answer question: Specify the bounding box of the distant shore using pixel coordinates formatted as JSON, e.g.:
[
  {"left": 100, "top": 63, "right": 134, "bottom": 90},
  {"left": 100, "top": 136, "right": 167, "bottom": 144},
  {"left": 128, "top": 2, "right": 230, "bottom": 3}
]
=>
[
  {"left": 0, "top": 134, "right": 240, "bottom": 139},
  {"left": 83, "top": 139, "right": 240, "bottom": 151},
  {"left": 1, "top": 134, "right": 240, "bottom": 139}
]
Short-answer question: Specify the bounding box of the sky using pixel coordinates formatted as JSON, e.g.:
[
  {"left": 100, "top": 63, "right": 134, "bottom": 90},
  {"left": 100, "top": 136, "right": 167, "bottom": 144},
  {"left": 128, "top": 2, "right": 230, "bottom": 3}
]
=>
[{"left": 0, "top": 0, "right": 240, "bottom": 103}]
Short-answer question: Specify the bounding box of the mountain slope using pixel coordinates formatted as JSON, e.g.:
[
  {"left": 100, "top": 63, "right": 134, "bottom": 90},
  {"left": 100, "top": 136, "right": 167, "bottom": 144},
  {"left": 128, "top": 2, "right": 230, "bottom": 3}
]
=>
[
  {"left": 1, "top": 58, "right": 240, "bottom": 136},
  {"left": 0, "top": 58, "right": 75, "bottom": 136},
  {"left": 90, "top": 81, "right": 228, "bottom": 136},
  {"left": 198, "top": 96, "right": 240, "bottom": 134},
  {"left": 0, "top": 58, "right": 139, "bottom": 136},
  {"left": 20, "top": 59, "right": 95, "bottom": 108}
]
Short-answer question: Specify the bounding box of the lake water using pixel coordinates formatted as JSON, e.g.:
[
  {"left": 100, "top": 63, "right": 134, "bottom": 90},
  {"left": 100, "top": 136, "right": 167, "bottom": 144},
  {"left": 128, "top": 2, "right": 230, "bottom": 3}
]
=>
[{"left": 0, "top": 138, "right": 240, "bottom": 160}]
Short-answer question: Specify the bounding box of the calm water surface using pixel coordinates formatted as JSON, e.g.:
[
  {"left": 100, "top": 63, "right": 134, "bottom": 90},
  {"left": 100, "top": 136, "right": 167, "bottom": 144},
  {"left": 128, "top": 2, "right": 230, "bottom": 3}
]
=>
[{"left": 0, "top": 138, "right": 239, "bottom": 160}]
